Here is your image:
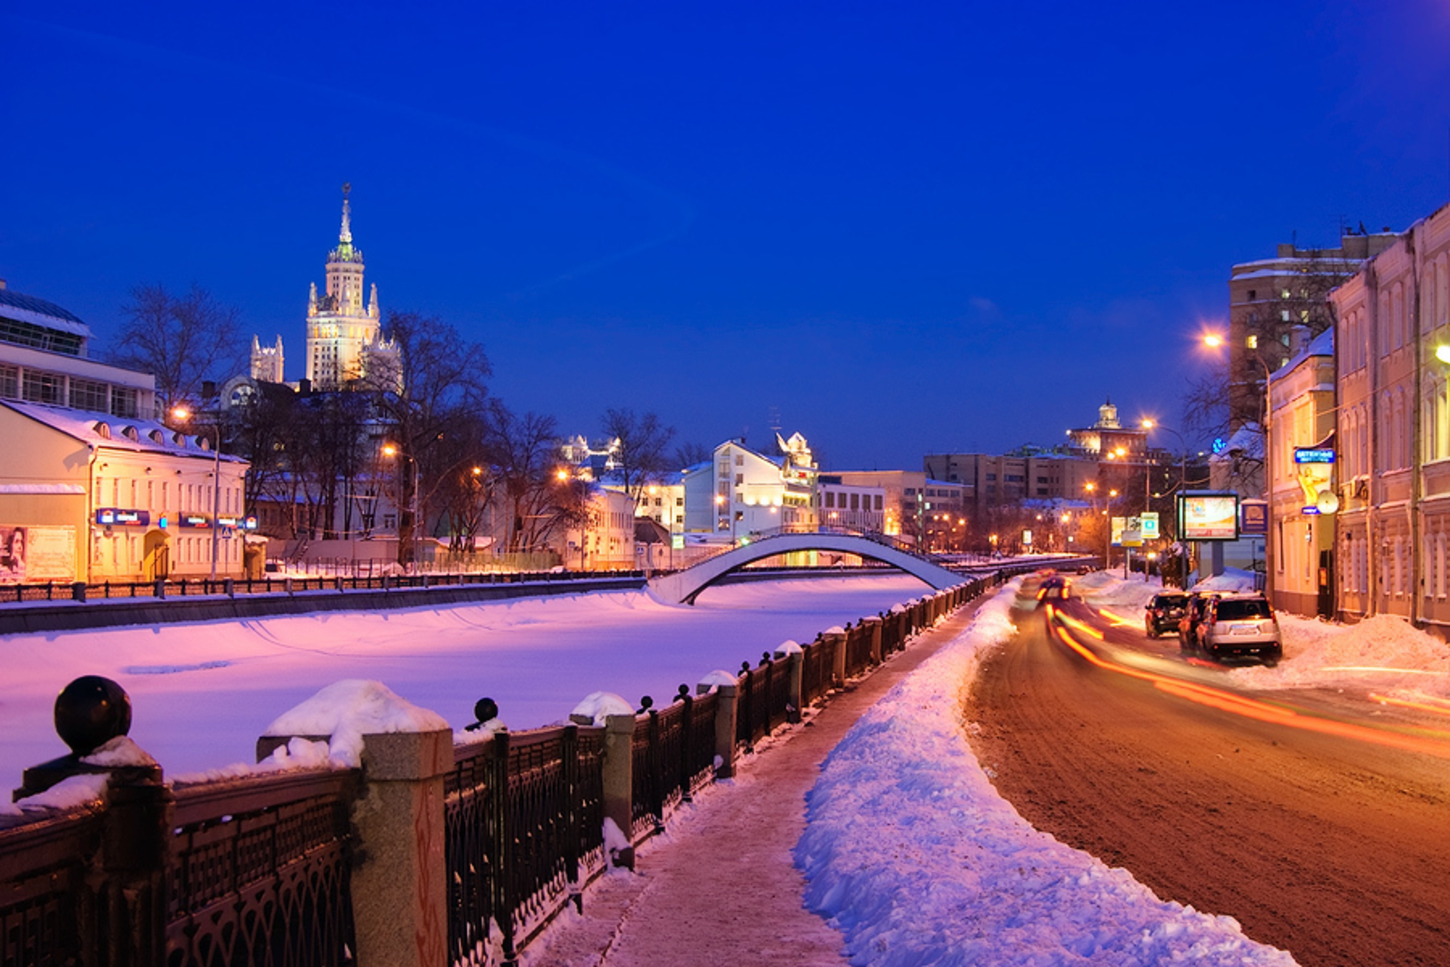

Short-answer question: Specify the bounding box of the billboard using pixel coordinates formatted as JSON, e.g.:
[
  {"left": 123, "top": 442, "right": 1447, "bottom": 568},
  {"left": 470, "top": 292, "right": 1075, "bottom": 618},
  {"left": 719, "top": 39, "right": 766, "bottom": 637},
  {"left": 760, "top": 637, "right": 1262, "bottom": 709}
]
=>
[
  {"left": 1293, "top": 448, "right": 1336, "bottom": 515},
  {"left": 1110, "top": 516, "right": 1126, "bottom": 547},
  {"left": 0, "top": 525, "right": 76, "bottom": 584},
  {"left": 1179, "top": 493, "right": 1239, "bottom": 541}
]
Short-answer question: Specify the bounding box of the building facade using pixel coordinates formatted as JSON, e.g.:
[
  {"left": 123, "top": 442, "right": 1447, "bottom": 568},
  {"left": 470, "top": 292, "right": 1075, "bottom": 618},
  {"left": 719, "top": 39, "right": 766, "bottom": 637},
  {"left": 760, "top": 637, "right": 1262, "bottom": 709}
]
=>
[
  {"left": 1228, "top": 233, "right": 1397, "bottom": 433},
  {"left": 1329, "top": 205, "right": 1450, "bottom": 628},
  {"left": 682, "top": 434, "right": 818, "bottom": 538},
  {"left": 292, "top": 184, "right": 400, "bottom": 390},
  {"left": 0, "top": 286, "right": 249, "bottom": 582},
  {"left": 816, "top": 475, "right": 886, "bottom": 533},
  {"left": 1265, "top": 331, "right": 1336, "bottom": 617}
]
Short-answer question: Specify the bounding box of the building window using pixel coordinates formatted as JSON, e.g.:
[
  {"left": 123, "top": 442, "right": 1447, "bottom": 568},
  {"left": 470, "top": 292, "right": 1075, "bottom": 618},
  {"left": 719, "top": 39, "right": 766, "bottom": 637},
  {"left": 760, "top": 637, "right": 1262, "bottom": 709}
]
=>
[
  {"left": 22, "top": 370, "right": 63, "bottom": 405},
  {"left": 0, "top": 317, "right": 84, "bottom": 356},
  {"left": 70, "top": 378, "right": 109, "bottom": 411},
  {"left": 110, "top": 388, "right": 138, "bottom": 418},
  {"left": 0, "top": 364, "right": 17, "bottom": 399},
  {"left": 875, "top": 495, "right": 883, "bottom": 510}
]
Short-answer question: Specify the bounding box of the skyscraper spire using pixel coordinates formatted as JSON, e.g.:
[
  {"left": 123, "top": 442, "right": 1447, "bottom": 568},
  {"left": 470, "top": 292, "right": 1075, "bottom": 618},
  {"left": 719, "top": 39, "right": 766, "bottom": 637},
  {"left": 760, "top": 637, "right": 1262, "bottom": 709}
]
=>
[{"left": 339, "top": 182, "right": 353, "bottom": 245}]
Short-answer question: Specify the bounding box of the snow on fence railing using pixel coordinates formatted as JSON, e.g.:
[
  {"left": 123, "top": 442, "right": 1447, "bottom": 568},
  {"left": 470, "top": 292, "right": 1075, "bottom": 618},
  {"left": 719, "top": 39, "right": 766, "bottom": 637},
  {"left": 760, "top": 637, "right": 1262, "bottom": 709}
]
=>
[{"left": 2, "top": 572, "right": 1018, "bottom": 967}]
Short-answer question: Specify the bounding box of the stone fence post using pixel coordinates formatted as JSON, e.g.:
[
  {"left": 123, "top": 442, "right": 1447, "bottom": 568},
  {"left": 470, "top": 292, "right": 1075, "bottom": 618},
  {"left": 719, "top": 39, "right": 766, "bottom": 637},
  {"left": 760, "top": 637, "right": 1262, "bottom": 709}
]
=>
[
  {"left": 862, "top": 615, "right": 883, "bottom": 665},
  {"left": 772, "top": 643, "right": 804, "bottom": 723},
  {"left": 822, "top": 628, "right": 847, "bottom": 686},
  {"left": 697, "top": 675, "right": 739, "bottom": 779},
  {"left": 601, "top": 713, "right": 638, "bottom": 867},
  {"left": 350, "top": 728, "right": 453, "bottom": 967}
]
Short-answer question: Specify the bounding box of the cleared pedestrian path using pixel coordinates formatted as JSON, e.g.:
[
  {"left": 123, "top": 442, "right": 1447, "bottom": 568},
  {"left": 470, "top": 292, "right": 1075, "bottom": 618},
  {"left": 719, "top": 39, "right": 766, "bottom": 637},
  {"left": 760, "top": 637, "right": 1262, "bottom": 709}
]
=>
[{"left": 527, "top": 602, "right": 985, "bottom": 966}]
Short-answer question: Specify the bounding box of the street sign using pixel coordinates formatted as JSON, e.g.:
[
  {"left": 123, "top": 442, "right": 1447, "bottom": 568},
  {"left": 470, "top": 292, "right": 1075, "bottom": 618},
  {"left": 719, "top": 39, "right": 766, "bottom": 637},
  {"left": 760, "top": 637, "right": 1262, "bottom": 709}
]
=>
[{"left": 1141, "top": 511, "right": 1160, "bottom": 540}]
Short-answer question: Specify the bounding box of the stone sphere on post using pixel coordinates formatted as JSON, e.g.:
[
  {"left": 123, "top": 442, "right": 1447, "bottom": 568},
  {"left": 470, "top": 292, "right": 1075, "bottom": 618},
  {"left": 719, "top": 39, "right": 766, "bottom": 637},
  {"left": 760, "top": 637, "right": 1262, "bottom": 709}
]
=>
[
  {"left": 54, "top": 675, "right": 132, "bottom": 756},
  {"left": 473, "top": 697, "right": 499, "bottom": 724}
]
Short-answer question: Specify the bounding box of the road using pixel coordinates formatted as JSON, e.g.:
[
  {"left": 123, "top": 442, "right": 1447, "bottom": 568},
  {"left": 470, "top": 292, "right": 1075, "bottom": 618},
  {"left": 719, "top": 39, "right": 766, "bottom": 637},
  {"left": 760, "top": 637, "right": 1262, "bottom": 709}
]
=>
[{"left": 967, "top": 580, "right": 1450, "bottom": 967}]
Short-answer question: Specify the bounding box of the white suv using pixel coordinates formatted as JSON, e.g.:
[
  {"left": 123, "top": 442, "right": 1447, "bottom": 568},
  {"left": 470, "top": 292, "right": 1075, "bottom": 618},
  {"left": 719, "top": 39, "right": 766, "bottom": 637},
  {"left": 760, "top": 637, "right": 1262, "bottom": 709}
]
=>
[{"left": 1195, "top": 594, "right": 1282, "bottom": 665}]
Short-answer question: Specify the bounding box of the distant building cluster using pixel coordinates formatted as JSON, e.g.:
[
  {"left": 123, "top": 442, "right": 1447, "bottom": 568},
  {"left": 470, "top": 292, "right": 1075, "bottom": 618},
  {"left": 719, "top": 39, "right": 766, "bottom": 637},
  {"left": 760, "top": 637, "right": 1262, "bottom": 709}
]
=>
[{"left": 8, "top": 182, "right": 1444, "bottom": 630}]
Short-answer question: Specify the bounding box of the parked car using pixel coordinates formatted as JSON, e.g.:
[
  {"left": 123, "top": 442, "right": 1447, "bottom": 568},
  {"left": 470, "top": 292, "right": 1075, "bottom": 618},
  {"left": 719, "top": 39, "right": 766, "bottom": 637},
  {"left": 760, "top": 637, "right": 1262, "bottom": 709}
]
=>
[
  {"left": 1144, "top": 591, "right": 1189, "bottom": 638},
  {"left": 1195, "top": 594, "right": 1282, "bottom": 665},
  {"left": 1178, "top": 592, "right": 1219, "bottom": 651}
]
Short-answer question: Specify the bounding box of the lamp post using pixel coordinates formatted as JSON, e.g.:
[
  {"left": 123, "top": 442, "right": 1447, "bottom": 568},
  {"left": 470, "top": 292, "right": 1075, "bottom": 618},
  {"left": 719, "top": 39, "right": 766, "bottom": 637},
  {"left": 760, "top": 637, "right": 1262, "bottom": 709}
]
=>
[
  {"left": 1204, "top": 333, "right": 1274, "bottom": 599},
  {"left": 172, "top": 407, "right": 223, "bottom": 582},
  {"left": 1142, "top": 420, "right": 1191, "bottom": 587},
  {"left": 381, "top": 442, "right": 421, "bottom": 570}
]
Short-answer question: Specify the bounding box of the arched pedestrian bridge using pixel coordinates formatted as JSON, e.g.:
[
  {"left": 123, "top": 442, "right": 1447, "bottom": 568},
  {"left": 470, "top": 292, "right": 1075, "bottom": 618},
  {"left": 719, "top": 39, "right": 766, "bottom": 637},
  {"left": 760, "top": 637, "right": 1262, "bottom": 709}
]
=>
[{"left": 649, "top": 532, "right": 966, "bottom": 605}]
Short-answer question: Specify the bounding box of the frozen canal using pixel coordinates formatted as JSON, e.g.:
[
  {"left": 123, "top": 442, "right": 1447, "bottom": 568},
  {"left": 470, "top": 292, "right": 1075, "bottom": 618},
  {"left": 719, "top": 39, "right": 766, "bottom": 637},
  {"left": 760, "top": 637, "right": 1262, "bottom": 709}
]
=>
[{"left": 0, "top": 574, "right": 927, "bottom": 789}]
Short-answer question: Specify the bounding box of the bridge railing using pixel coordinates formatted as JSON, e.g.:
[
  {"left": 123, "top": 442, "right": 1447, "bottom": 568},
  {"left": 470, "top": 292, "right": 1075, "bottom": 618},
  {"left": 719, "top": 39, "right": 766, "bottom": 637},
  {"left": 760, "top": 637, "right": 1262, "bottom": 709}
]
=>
[{"left": 3, "top": 571, "right": 1016, "bottom": 967}]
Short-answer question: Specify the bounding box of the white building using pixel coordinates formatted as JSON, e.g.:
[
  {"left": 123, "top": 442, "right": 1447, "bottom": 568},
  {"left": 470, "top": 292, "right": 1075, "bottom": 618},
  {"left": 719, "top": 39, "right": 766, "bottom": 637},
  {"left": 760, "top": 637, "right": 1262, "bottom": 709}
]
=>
[{"left": 682, "top": 434, "right": 818, "bottom": 539}]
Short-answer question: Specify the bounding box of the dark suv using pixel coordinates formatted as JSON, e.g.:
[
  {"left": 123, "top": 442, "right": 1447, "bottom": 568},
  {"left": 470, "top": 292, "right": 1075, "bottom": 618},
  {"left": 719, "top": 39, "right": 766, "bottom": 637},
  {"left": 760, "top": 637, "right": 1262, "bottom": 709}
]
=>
[{"left": 1144, "top": 592, "right": 1189, "bottom": 638}]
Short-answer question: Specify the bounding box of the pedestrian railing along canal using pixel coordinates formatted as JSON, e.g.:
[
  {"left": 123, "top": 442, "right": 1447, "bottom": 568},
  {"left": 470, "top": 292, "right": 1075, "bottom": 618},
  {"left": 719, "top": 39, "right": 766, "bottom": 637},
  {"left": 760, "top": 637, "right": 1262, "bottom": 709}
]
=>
[{"left": 1, "top": 572, "right": 1010, "bottom": 967}]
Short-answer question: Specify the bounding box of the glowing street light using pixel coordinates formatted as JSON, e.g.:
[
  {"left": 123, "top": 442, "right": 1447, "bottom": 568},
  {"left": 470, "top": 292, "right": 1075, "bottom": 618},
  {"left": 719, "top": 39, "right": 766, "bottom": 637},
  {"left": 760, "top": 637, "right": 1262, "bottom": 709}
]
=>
[{"left": 172, "top": 405, "right": 223, "bottom": 582}]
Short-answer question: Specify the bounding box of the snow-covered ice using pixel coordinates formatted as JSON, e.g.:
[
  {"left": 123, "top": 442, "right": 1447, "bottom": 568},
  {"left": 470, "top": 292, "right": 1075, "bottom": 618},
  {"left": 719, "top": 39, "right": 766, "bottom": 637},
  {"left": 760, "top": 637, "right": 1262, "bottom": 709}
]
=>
[{"left": 0, "top": 575, "right": 928, "bottom": 791}]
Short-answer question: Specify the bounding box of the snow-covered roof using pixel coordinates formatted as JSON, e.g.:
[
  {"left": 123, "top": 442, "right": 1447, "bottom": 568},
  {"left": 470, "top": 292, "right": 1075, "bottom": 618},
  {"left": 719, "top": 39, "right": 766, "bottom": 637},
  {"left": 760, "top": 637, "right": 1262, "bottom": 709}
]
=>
[
  {"left": 0, "top": 400, "right": 247, "bottom": 463},
  {"left": 0, "top": 288, "right": 91, "bottom": 338}
]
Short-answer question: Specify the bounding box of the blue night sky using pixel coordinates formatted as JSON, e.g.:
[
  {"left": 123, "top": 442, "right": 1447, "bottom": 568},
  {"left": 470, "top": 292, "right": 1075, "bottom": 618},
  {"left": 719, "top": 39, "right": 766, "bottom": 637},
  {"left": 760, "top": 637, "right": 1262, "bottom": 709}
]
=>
[{"left": 4, "top": 2, "right": 1450, "bottom": 470}]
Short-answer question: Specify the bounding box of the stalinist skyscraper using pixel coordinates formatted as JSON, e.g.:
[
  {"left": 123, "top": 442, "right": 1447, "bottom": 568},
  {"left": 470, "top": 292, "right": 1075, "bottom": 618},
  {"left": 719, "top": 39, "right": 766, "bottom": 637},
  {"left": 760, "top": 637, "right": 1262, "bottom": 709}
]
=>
[{"left": 303, "top": 183, "right": 397, "bottom": 389}]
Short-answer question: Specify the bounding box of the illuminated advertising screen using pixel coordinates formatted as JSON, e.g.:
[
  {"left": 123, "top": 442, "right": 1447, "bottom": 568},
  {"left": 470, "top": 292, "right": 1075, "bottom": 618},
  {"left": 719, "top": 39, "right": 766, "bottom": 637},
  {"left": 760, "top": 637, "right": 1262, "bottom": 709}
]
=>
[
  {"left": 1179, "top": 493, "right": 1239, "bottom": 541},
  {"left": 1141, "top": 512, "right": 1160, "bottom": 540}
]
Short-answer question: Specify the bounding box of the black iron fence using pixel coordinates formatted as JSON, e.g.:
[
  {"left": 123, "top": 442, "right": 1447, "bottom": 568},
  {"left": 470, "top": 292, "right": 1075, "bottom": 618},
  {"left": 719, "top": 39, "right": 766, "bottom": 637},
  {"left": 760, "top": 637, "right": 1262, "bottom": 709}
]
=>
[
  {"left": 3, "top": 568, "right": 1024, "bottom": 967},
  {"left": 0, "top": 569, "right": 651, "bottom": 605}
]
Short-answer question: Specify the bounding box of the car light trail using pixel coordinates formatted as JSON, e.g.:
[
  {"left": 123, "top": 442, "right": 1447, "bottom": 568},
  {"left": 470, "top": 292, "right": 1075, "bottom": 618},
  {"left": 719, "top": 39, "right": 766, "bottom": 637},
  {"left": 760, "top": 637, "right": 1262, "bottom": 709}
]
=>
[
  {"left": 1370, "top": 693, "right": 1450, "bottom": 718},
  {"left": 1323, "top": 666, "right": 1449, "bottom": 677},
  {"left": 1044, "top": 605, "right": 1450, "bottom": 759},
  {"left": 1096, "top": 607, "right": 1139, "bottom": 628}
]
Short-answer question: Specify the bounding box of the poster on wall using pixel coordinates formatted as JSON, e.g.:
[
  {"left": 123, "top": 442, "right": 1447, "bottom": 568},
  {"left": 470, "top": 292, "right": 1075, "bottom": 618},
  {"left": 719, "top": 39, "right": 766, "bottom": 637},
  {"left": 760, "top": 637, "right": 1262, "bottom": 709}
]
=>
[
  {"left": 1179, "top": 494, "right": 1239, "bottom": 541},
  {"left": 0, "top": 525, "right": 76, "bottom": 584}
]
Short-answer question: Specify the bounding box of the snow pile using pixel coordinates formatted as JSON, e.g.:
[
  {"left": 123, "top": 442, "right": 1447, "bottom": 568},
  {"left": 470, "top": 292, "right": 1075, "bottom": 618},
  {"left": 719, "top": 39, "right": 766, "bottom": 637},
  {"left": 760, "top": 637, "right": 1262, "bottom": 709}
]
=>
[
  {"left": 261, "top": 679, "right": 451, "bottom": 767},
  {"left": 1193, "top": 568, "right": 1257, "bottom": 592},
  {"left": 1232, "top": 613, "right": 1450, "bottom": 699},
  {"left": 697, "top": 669, "right": 737, "bottom": 691},
  {"left": 795, "top": 582, "right": 1298, "bottom": 967},
  {"left": 1073, "top": 569, "right": 1159, "bottom": 608},
  {"left": 570, "top": 691, "right": 634, "bottom": 725},
  {"left": 2, "top": 773, "right": 111, "bottom": 819},
  {"left": 80, "top": 735, "right": 157, "bottom": 768}
]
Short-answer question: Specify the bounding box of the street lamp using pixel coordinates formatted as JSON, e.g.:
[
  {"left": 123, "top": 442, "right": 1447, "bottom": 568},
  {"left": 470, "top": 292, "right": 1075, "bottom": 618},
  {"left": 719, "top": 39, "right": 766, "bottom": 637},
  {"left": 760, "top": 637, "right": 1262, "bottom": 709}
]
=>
[
  {"left": 1143, "top": 419, "right": 1192, "bottom": 587},
  {"left": 1203, "top": 333, "right": 1274, "bottom": 598},
  {"left": 381, "top": 442, "right": 421, "bottom": 570},
  {"left": 172, "top": 406, "right": 223, "bottom": 582}
]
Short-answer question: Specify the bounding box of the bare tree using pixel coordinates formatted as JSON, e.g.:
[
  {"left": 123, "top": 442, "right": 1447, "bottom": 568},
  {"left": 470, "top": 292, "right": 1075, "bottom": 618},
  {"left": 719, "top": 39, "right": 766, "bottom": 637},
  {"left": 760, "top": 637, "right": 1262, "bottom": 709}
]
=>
[
  {"left": 359, "top": 310, "right": 491, "bottom": 565},
  {"left": 601, "top": 408, "right": 675, "bottom": 503},
  {"left": 672, "top": 441, "right": 712, "bottom": 469},
  {"left": 112, "top": 284, "right": 244, "bottom": 416},
  {"left": 483, "top": 402, "right": 564, "bottom": 553}
]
